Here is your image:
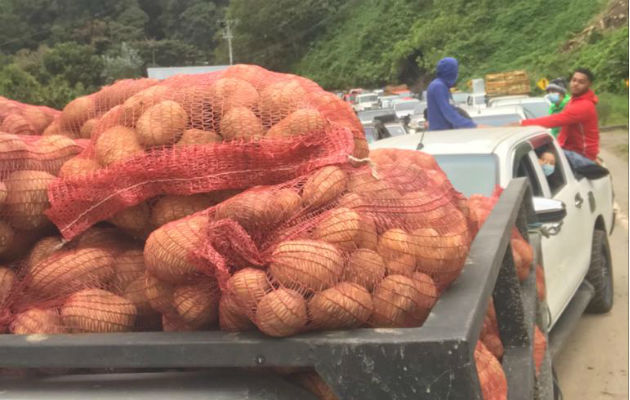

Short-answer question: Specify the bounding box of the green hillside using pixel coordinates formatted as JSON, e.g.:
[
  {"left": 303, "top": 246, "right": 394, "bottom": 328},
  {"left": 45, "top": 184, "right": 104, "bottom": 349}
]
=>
[{"left": 292, "top": 0, "right": 627, "bottom": 96}]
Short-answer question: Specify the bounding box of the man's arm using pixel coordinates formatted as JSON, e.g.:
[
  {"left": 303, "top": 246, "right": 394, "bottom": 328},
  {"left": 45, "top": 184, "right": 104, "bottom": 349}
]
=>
[
  {"left": 434, "top": 85, "right": 477, "bottom": 129},
  {"left": 521, "top": 101, "right": 587, "bottom": 128}
]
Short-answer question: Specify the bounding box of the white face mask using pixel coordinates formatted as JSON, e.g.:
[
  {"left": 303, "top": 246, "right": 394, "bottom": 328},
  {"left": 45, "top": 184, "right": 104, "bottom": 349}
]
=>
[
  {"left": 542, "top": 163, "right": 555, "bottom": 176},
  {"left": 547, "top": 92, "right": 561, "bottom": 104}
]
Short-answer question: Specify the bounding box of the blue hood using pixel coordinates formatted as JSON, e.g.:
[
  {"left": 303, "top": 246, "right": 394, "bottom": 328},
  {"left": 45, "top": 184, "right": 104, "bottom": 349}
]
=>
[{"left": 436, "top": 57, "right": 458, "bottom": 88}]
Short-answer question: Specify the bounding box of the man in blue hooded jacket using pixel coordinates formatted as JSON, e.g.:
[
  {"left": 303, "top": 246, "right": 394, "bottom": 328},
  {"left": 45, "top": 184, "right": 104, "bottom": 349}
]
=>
[{"left": 426, "top": 57, "right": 477, "bottom": 131}]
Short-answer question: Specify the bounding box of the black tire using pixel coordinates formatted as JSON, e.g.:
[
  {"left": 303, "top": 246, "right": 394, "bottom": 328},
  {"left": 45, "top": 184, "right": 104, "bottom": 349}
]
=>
[{"left": 585, "top": 229, "right": 613, "bottom": 313}]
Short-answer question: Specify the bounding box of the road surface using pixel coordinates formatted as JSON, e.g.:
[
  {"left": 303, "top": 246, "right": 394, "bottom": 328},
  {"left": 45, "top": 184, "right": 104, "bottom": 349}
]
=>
[{"left": 554, "top": 132, "right": 629, "bottom": 400}]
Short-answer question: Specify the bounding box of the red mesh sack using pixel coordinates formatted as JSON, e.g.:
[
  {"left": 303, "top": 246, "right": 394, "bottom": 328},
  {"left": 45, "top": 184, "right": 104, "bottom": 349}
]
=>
[
  {"left": 138, "top": 149, "right": 470, "bottom": 337},
  {"left": 535, "top": 264, "right": 546, "bottom": 301},
  {"left": 0, "top": 226, "right": 160, "bottom": 334},
  {"left": 480, "top": 299, "right": 504, "bottom": 360},
  {"left": 468, "top": 189, "right": 533, "bottom": 281},
  {"left": 0, "top": 96, "right": 60, "bottom": 135},
  {"left": 57, "top": 78, "right": 159, "bottom": 139},
  {"left": 533, "top": 325, "right": 547, "bottom": 375},
  {"left": 475, "top": 340, "right": 508, "bottom": 400},
  {"left": 46, "top": 65, "right": 364, "bottom": 240},
  {"left": 290, "top": 371, "right": 338, "bottom": 400}
]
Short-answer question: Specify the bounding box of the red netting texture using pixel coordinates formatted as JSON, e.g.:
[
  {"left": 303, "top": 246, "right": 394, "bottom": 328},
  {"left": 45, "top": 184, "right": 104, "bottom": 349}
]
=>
[
  {"left": 480, "top": 298, "right": 504, "bottom": 361},
  {"left": 46, "top": 65, "right": 365, "bottom": 240},
  {"left": 533, "top": 325, "right": 547, "bottom": 376},
  {"left": 475, "top": 340, "right": 508, "bottom": 400},
  {"left": 0, "top": 96, "right": 60, "bottom": 136}
]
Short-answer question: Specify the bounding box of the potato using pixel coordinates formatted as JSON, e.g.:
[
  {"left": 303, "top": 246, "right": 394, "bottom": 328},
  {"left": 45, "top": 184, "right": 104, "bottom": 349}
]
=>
[
  {"left": 23, "top": 107, "right": 53, "bottom": 133},
  {"left": 377, "top": 228, "right": 414, "bottom": 260},
  {"left": 308, "top": 282, "right": 373, "bottom": 330},
  {"left": 172, "top": 279, "right": 220, "bottom": 328},
  {"left": 291, "top": 372, "right": 338, "bottom": 400},
  {"left": 0, "top": 267, "right": 16, "bottom": 305},
  {"left": 4, "top": 170, "right": 56, "bottom": 230},
  {"left": 219, "top": 107, "right": 264, "bottom": 141},
  {"left": 270, "top": 240, "right": 344, "bottom": 292},
  {"left": 0, "top": 181, "right": 7, "bottom": 206},
  {"left": 370, "top": 274, "right": 428, "bottom": 327},
  {"left": 0, "top": 221, "right": 14, "bottom": 255},
  {"left": 215, "top": 189, "right": 299, "bottom": 234},
  {"left": 74, "top": 226, "right": 125, "bottom": 251},
  {"left": 175, "top": 129, "right": 222, "bottom": 146},
  {"left": 122, "top": 276, "right": 155, "bottom": 316},
  {"left": 28, "top": 247, "right": 115, "bottom": 299},
  {"left": 161, "top": 313, "right": 195, "bottom": 332},
  {"left": 119, "top": 85, "right": 170, "bottom": 126},
  {"left": 144, "top": 273, "right": 175, "bottom": 314},
  {"left": 150, "top": 195, "right": 214, "bottom": 228},
  {"left": 208, "top": 78, "right": 259, "bottom": 111},
  {"left": 385, "top": 254, "right": 416, "bottom": 278},
  {"left": 311, "top": 208, "right": 361, "bottom": 251},
  {"left": 111, "top": 249, "right": 145, "bottom": 292},
  {"left": 511, "top": 238, "right": 534, "bottom": 280},
  {"left": 344, "top": 249, "right": 386, "bottom": 291},
  {"left": 301, "top": 166, "right": 348, "bottom": 209},
  {"left": 219, "top": 294, "right": 254, "bottom": 332},
  {"left": 259, "top": 81, "right": 306, "bottom": 121},
  {"left": 109, "top": 202, "right": 151, "bottom": 239},
  {"left": 348, "top": 172, "right": 400, "bottom": 200},
  {"left": 136, "top": 100, "right": 188, "bottom": 147},
  {"left": 10, "top": 308, "right": 67, "bottom": 334},
  {"left": 94, "top": 78, "right": 158, "bottom": 113},
  {"left": 95, "top": 125, "right": 144, "bottom": 166},
  {"left": 410, "top": 271, "right": 439, "bottom": 311},
  {"left": 25, "top": 235, "right": 64, "bottom": 271},
  {"left": 80, "top": 118, "right": 98, "bottom": 139},
  {"left": 42, "top": 119, "right": 63, "bottom": 136},
  {"left": 255, "top": 288, "right": 307, "bottom": 337},
  {"left": 356, "top": 216, "right": 378, "bottom": 250},
  {"left": 144, "top": 215, "right": 207, "bottom": 283},
  {"left": 226, "top": 268, "right": 271, "bottom": 311},
  {"left": 60, "top": 96, "right": 95, "bottom": 133},
  {"left": 1, "top": 114, "right": 34, "bottom": 135},
  {"left": 61, "top": 288, "right": 137, "bottom": 333},
  {"left": 58, "top": 157, "right": 100, "bottom": 179},
  {"left": 266, "top": 109, "right": 326, "bottom": 138}
]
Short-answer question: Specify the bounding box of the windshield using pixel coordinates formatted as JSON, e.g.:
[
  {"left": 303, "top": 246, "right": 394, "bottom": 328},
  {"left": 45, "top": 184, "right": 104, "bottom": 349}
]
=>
[
  {"left": 472, "top": 113, "right": 521, "bottom": 126},
  {"left": 357, "top": 109, "right": 394, "bottom": 123},
  {"left": 521, "top": 102, "right": 549, "bottom": 118},
  {"left": 433, "top": 154, "right": 498, "bottom": 197},
  {"left": 385, "top": 125, "right": 406, "bottom": 137},
  {"left": 358, "top": 95, "right": 377, "bottom": 103}
]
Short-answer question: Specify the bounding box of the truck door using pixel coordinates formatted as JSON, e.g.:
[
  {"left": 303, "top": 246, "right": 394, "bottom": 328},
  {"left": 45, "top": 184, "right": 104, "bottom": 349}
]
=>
[{"left": 514, "top": 139, "right": 592, "bottom": 326}]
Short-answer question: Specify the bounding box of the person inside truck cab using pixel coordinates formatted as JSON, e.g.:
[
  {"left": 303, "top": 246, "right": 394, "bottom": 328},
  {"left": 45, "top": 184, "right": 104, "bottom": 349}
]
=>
[
  {"left": 520, "top": 68, "right": 600, "bottom": 163},
  {"left": 545, "top": 78, "right": 571, "bottom": 138},
  {"left": 426, "top": 57, "right": 478, "bottom": 131}
]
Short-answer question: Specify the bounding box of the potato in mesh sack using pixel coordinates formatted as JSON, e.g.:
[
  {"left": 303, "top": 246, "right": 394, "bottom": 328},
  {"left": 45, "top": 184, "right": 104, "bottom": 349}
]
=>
[
  {"left": 140, "top": 150, "right": 470, "bottom": 337},
  {"left": 0, "top": 95, "right": 60, "bottom": 135},
  {"left": 46, "top": 64, "right": 363, "bottom": 240},
  {"left": 475, "top": 340, "right": 508, "bottom": 400}
]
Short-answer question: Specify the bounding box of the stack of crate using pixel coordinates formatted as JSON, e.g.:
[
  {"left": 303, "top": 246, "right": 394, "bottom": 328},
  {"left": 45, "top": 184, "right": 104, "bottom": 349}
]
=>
[{"left": 485, "top": 70, "right": 530, "bottom": 97}]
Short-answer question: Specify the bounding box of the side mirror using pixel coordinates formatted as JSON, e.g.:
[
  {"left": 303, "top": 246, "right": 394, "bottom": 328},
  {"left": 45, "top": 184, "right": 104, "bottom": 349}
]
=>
[{"left": 533, "top": 197, "right": 566, "bottom": 223}]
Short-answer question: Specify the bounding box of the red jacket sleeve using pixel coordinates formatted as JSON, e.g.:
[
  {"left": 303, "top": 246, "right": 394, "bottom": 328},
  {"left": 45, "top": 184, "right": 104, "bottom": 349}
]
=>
[
  {"left": 583, "top": 129, "right": 599, "bottom": 160},
  {"left": 521, "top": 101, "right": 588, "bottom": 128}
]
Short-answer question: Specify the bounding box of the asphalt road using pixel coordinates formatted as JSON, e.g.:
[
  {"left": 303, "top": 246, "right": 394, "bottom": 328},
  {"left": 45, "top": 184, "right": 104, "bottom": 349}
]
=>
[{"left": 554, "top": 140, "right": 629, "bottom": 400}]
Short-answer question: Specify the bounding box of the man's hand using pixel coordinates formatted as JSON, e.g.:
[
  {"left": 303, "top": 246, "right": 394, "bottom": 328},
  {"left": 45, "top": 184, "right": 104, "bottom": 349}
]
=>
[{"left": 476, "top": 124, "right": 493, "bottom": 128}]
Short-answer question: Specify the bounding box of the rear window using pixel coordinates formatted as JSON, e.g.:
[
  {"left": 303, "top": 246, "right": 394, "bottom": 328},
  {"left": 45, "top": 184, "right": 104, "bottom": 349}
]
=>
[{"left": 432, "top": 154, "right": 498, "bottom": 197}]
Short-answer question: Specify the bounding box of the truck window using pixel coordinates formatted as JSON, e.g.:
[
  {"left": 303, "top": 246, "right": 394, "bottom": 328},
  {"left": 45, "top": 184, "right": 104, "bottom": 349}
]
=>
[
  {"left": 515, "top": 153, "right": 542, "bottom": 197},
  {"left": 534, "top": 143, "right": 567, "bottom": 195}
]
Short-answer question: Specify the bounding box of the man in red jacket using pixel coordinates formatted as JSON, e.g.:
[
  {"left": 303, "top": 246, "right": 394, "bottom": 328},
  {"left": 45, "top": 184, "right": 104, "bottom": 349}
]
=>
[{"left": 520, "top": 68, "right": 600, "bottom": 161}]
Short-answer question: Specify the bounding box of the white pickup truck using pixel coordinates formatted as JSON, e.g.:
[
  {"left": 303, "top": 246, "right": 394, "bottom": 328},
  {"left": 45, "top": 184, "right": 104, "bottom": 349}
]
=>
[{"left": 370, "top": 126, "right": 615, "bottom": 337}]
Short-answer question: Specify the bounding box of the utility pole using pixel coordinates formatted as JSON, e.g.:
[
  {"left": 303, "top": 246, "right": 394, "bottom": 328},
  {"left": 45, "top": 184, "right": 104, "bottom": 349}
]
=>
[{"left": 221, "top": 19, "right": 238, "bottom": 65}]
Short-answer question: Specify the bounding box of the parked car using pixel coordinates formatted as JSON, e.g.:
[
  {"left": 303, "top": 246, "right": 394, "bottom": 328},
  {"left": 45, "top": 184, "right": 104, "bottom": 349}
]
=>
[
  {"left": 392, "top": 98, "right": 425, "bottom": 119},
  {"left": 361, "top": 119, "right": 409, "bottom": 143},
  {"left": 378, "top": 95, "right": 400, "bottom": 109},
  {"left": 356, "top": 108, "right": 395, "bottom": 124},
  {"left": 488, "top": 96, "right": 551, "bottom": 118},
  {"left": 451, "top": 92, "right": 471, "bottom": 105},
  {"left": 370, "top": 127, "right": 615, "bottom": 334},
  {"left": 466, "top": 92, "right": 487, "bottom": 108},
  {"left": 353, "top": 92, "right": 379, "bottom": 112}
]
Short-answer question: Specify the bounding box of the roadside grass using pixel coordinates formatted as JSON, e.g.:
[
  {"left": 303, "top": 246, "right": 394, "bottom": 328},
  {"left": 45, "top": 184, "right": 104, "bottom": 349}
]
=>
[{"left": 598, "top": 92, "right": 629, "bottom": 127}]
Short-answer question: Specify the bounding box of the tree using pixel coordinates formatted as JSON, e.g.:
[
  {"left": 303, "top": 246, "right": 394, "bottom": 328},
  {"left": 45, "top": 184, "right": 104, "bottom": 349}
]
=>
[
  {"left": 42, "top": 42, "right": 104, "bottom": 90},
  {"left": 102, "top": 43, "right": 144, "bottom": 82},
  {"left": 0, "top": 64, "right": 43, "bottom": 104}
]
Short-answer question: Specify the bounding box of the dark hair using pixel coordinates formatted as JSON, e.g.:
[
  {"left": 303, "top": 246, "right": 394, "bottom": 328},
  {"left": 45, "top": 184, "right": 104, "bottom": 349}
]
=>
[{"left": 573, "top": 68, "right": 595, "bottom": 82}]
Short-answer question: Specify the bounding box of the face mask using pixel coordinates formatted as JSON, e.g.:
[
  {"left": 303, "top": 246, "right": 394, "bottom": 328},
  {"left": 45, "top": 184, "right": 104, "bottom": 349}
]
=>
[
  {"left": 542, "top": 163, "right": 555, "bottom": 176},
  {"left": 547, "top": 92, "right": 560, "bottom": 104}
]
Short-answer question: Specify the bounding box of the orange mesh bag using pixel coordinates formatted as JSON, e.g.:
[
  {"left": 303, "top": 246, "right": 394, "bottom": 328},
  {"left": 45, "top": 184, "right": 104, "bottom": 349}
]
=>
[
  {"left": 46, "top": 65, "right": 362, "bottom": 241},
  {"left": 533, "top": 325, "right": 547, "bottom": 375},
  {"left": 0, "top": 96, "right": 60, "bottom": 135},
  {"left": 480, "top": 299, "right": 504, "bottom": 360},
  {"left": 468, "top": 188, "right": 533, "bottom": 281},
  {"left": 58, "top": 78, "right": 158, "bottom": 139},
  {"left": 290, "top": 371, "right": 339, "bottom": 400},
  {"left": 475, "top": 341, "right": 508, "bottom": 400},
  {"left": 135, "top": 151, "right": 468, "bottom": 337}
]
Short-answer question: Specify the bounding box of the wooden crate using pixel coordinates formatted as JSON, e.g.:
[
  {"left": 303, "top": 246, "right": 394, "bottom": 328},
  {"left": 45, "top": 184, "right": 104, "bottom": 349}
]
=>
[{"left": 485, "top": 70, "right": 531, "bottom": 96}]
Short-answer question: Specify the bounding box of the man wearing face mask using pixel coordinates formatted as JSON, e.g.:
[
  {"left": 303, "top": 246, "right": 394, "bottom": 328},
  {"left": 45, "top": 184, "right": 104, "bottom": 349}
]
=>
[
  {"left": 520, "top": 68, "right": 600, "bottom": 162},
  {"left": 545, "top": 78, "right": 571, "bottom": 138}
]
